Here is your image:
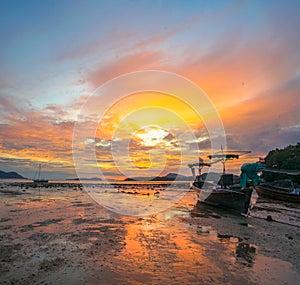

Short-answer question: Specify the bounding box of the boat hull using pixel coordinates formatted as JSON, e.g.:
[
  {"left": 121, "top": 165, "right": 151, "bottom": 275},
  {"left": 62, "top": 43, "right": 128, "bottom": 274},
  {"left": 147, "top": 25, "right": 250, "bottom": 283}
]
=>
[
  {"left": 191, "top": 182, "right": 253, "bottom": 214},
  {"left": 255, "top": 185, "right": 300, "bottom": 203}
]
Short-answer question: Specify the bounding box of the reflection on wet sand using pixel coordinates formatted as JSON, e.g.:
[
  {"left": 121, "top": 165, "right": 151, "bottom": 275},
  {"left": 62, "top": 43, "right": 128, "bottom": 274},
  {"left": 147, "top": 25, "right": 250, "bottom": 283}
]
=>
[{"left": 117, "top": 217, "right": 209, "bottom": 284}]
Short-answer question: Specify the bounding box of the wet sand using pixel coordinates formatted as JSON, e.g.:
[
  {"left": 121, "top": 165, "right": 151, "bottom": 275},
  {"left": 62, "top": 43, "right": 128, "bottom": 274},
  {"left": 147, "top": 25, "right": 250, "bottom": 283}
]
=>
[{"left": 0, "top": 182, "right": 300, "bottom": 285}]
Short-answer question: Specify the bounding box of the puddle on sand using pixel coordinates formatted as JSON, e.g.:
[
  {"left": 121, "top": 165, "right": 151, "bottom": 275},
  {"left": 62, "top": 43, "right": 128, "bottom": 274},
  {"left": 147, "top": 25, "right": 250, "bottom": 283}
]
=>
[
  {"left": 195, "top": 228, "right": 300, "bottom": 284},
  {"left": 216, "top": 234, "right": 257, "bottom": 267},
  {"left": 251, "top": 255, "right": 300, "bottom": 285}
]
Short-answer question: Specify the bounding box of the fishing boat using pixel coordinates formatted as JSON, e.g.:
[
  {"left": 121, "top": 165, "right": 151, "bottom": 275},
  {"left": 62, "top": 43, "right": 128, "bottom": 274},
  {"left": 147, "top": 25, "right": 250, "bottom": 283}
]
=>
[
  {"left": 33, "top": 164, "right": 48, "bottom": 183},
  {"left": 256, "top": 169, "right": 300, "bottom": 203},
  {"left": 189, "top": 150, "right": 264, "bottom": 215},
  {"left": 256, "top": 182, "right": 300, "bottom": 203}
]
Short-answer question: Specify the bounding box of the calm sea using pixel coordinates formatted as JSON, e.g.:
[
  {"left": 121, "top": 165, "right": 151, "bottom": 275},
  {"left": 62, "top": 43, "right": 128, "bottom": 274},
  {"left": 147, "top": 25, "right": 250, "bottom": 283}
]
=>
[{"left": 1, "top": 179, "right": 300, "bottom": 226}]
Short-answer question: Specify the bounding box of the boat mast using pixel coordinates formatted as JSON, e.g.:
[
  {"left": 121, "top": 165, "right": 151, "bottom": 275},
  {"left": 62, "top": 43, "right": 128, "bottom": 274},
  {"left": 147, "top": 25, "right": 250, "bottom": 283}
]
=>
[
  {"left": 34, "top": 164, "right": 43, "bottom": 180},
  {"left": 38, "top": 164, "right": 41, "bottom": 180}
]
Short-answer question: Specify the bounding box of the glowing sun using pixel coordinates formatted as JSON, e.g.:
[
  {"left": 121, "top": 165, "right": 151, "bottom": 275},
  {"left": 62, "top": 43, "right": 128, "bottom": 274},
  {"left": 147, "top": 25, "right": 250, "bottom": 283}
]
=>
[{"left": 135, "top": 126, "right": 169, "bottom": 147}]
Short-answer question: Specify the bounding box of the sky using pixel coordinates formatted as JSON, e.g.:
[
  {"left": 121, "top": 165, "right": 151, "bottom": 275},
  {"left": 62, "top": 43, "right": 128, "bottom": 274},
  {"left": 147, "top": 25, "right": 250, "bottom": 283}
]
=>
[{"left": 0, "top": 0, "right": 300, "bottom": 180}]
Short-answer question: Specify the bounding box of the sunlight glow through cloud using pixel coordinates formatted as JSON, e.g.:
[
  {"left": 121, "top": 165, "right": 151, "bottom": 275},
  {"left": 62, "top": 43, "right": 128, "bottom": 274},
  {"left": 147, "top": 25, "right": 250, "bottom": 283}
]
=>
[{"left": 134, "top": 126, "right": 170, "bottom": 147}]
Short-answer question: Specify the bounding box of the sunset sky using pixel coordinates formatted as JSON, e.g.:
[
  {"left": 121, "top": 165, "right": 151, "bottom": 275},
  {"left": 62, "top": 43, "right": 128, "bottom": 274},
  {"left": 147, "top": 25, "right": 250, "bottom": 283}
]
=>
[{"left": 1, "top": 0, "right": 300, "bottom": 180}]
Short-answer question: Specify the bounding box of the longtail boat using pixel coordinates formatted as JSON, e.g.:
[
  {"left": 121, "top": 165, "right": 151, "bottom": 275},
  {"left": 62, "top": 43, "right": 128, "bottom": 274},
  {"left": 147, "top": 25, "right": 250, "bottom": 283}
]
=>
[{"left": 189, "top": 150, "right": 264, "bottom": 215}]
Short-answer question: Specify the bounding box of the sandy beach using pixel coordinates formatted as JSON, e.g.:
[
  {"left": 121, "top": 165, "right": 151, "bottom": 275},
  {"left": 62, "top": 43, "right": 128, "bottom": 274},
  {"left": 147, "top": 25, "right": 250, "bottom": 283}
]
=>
[{"left": 1, "top": 182, "right": 300, "bottom": 285}]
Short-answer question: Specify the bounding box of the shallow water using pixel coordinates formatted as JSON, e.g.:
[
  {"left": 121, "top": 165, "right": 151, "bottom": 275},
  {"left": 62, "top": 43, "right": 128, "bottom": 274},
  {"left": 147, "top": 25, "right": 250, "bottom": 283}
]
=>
[{"left": 250, "top": 190, "right": 300, "bottom": 226}]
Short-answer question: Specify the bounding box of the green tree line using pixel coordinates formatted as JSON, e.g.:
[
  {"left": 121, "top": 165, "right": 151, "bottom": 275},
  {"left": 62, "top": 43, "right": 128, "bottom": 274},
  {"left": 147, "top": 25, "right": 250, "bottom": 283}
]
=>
[{"left": 264, "top": 142, "right": 300, "bottom": 183}]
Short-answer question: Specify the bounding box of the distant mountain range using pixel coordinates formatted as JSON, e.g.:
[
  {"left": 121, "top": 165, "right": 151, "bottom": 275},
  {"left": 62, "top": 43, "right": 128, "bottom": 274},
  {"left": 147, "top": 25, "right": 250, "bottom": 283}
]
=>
[
  {"left": 124, "top": 172, "right": 240, "bottom": 183},
  {"left": 0, "top": 170, "right": 26, "bottom": 179},
  {"left": 0, "top": 170, "right": 238, "bottom": 183},
  {"left": 67, "top": 177, "right": 102, "bottom": 181},
  {"left": 124, "top": 173, "right": 193, "bottom": 182}
]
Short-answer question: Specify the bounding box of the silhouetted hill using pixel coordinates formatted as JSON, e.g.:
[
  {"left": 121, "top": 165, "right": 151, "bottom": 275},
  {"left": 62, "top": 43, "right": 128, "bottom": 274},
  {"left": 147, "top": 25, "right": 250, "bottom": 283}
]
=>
[
  {"left": 0, "top": 170, "right": 26, "bottom": 179},
  {"left": 123, "top": 172, "right": 241, "bottom": 182},
  {"left": 67, "top": 177, "right": 102, "bottom": 181},
  {"left": 124, "top": 173, "right": 193, "bottom": 181},
  {"left": 200, "top": 172, "right": 221, "bottom": 183}
]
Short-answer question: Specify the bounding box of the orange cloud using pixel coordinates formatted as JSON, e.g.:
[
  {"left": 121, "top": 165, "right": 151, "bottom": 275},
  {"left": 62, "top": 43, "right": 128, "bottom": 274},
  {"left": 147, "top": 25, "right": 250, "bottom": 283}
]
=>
[
  {"left": 88, "top": 50, "right": 164, "bottom": 87},
  {"left": 0, "top": 100, "right": 76, "bottom": 177}
]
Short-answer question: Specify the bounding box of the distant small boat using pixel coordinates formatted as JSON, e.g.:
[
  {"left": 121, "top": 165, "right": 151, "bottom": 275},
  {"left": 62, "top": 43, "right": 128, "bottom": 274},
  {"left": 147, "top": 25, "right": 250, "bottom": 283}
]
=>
[
  {"left": 33, "top": 164, "right": 48, "bottom": 183},
  {"left": 256, "top": 179, "right": 300, "bottom": 203}
]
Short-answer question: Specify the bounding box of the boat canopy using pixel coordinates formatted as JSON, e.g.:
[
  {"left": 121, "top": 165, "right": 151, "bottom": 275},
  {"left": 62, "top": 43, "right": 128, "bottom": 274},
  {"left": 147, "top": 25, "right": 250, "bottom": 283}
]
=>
[{"left": 208, "top": 153, "right": 239, "bottom": 160}]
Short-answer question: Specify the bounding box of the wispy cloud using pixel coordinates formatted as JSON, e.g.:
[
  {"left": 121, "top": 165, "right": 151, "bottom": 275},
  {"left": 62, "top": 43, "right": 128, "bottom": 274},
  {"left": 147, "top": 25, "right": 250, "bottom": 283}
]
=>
[
  {"left": 221, "top": 74, "right": 300, "bottom": 153},
  {"left": 87, "top": 50, "right": 164, "bottom": 87}
]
